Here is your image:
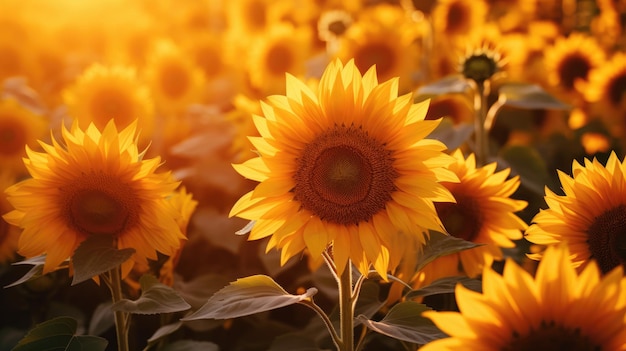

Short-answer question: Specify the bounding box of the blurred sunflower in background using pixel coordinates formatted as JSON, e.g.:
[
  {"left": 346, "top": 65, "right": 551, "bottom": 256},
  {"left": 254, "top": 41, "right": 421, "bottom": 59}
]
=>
[
  {"left": 247, "top": 22, "right": 313, "bottom": 96},
  {"left": 543, "top": 33, "right": 606, "bottom": 98},
  {"left": 581, "top": 52, "right": 626, "bottom": 151},
  {"left": 422, "top": 244, "right": 626, "bottom": 351},
  {"left": 525, "top": 152, "right": 626, "bottom": 274},
  {"left": 0, "top": 97, "right": 48, "bottom": 175},
  {"left": 63, "top": 63, "right": 155, "bottom": 146},
  {"left": 3, "top": 121, "right": 187, "bottom": 277},
  {"left": 230, "top": 59, "right": 457, "bottom": 277},
  {"left": 335, "top": 4, "right": 424, "bottom": 94},
  {"left": 431, "top": 0, "right": 488, "bottom": 40},
  {"left": 143, "top": 39, "right": 205, "bottom": 117}
]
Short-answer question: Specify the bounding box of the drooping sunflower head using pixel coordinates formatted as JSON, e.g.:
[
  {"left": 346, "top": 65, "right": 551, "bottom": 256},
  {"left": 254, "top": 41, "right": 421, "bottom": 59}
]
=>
[
  {"left": 525, "top": 151, "right": 626, "bottom": 274},
  {"left": 230, "top": 59, "right": 457, "bottom": 277},
  {"left": 3, "top": 120, "right": 187, "bottom": 276},
  {"left": 431, "top": 149, "right": 527, "bottom": 277},
  {"left": 543, "top": 33, "right": 606, "bottom": 93},
  {"left": 422, "top": 243, "right": 626, "bottom": 351},
  {"left": 0, "top": 97, "right": 48, "bottom": 174},
  {"left": 459, "top": 45, "right": 504, "bottom": 84},
  {"left": 63, "top": 63, "right": 155, "bottom": 144}
]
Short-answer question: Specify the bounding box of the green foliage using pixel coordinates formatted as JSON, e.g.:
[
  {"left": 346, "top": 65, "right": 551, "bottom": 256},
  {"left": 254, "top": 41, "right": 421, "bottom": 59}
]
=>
[
  {"left": 5, "top": 255, "right": 53, "bottom": 288},
  {"left": 495, "top": 83, "right": 571, "bottom": 111},
  {"left": 182, "top": 275, "right": 318, "bottom": 320},
  {"left": 356, "top": 301, "right": 446, "bottom": 345},
  {"left": 414, "top": 232, "right": 483, "bottom": 273},
  {"left": 12, "top": 317, "right": 107, "bottom": 351},
  {"left": 405, "top": 276, "right": 482, "bottom": 299},
  {"left": 71, "top": 235, "right": 135, "bottom": 285},
  {"left": 159, "top": 340, "right": 219, "bottom": 351},
  {"left": 428, "top": 118, "right": 475, "bottom": 151},
  {"left": 414, "top": 75, "right": 471, "bottom": 98},
  {"left": 112, "top": 275, "right": 191, "bottom": 315},
  {"left": 498, "top": 144, "right": 554, "bottom": 195}
]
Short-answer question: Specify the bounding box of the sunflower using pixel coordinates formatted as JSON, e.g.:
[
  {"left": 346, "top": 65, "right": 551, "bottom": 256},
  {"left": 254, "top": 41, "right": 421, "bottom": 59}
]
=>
[
  {"left": 247, "top": 22, "right": 313, "bottom": 96},
  {"left": 229, "top": 59, "right": 457, "bottom": 277},
  {"left": 125, "top": 185, "right": 197, "bottom": 294},
  {"left": 422, "top": 244, "right": 626, "bottom": 351},
  {"left": 580, "top": 52, "right": 626, "bottom": 144},
  {"left": 63, "top": 63, "right": 155, "bottom": 145},
  {"left": 0, "top": 171, "right": 20, "bottom": 264},
  {"left": 0, "top": 97, "right": 48, "bottom": 175},
  {"left": 143, "top": 39, "right": 205, "bottom": 116},
  {"left": 543, "top": 33, "right": 606, "bottom": 95},
  {"left": 0, "top": 31, "right": 31, "bottom": 83},
  {"left": 2, "top": 120, "right": 186, "bottom": 277},
  {"left": 431, "top": 0, "right": 488, "bottom": 39},
  {"left": 335, "top": 4, "right": 424, "bottom": 94},
  {"left": 426, "top": 149, "right": 527, "bottom": 278},
  {"left": 525, "top": 152, "right": 626, "bottom": 274}
]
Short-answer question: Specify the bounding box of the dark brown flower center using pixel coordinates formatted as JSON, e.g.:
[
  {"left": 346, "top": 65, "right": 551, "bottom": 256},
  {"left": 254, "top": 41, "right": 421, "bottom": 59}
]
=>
[
  {"left": 354, "top": 42, "right": 395, "bottom": 79},
  {"left": 445, "top": 2, "right": 470, "bottom": 34},
  {"left": 502, "top": 320, "right": 601, "bottom": 351},
  {"left": 62, "top": 171, "right": 138, "bottom": 236},
  {"left": 586, "top": 204, "right": 626, "bottom": 273},
  {"left": 435, "top": 191, "right": 482, "bottom": 241},
  {"left": 607, "top": 72, "right": 626, "bottom": 108},
  {"left": 558, "top": 53, "right": 591, "bottom": 89},
  {"left": 160, "top": 62, "right": 190, "bottom": 99},
  {"left": 265, "top": 44, "right": 293, "bottom": 76},
  {"left": 462, "top": 53, "right": 499, "bottom": 84},
  {"left": 293, "top": 124, "right": 397, "bottom": 225}
]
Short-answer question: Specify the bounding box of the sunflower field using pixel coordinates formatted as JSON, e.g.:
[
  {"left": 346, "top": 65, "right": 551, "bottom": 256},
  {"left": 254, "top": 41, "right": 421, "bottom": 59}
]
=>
[{"left": 0, "top": 0, "right": 625, "bottom": 350}]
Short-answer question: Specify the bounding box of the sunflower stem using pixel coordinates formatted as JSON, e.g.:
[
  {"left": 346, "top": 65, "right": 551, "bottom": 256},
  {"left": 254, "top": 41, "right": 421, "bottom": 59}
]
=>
[
  {"left": 299, "top": 299, "right": 342, "bottom": 349},
  {"left": 338, "top": 261, "right": 354, "bottom": 351},
  {"left": 472, "top": 80, "right": 490, "bottom": 166},
  {"left": 107, "top": 266, "right": 130, "bottom": 351}
]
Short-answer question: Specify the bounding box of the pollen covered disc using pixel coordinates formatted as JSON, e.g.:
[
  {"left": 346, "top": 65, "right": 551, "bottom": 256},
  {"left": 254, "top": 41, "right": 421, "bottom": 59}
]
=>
[{"left": 294, "top": 125, "right": 397, "bottom": 225}]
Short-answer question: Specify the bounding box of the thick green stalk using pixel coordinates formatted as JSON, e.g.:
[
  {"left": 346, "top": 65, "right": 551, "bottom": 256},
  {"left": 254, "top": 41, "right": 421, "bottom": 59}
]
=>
[
  {"left": 473, "top": 81, "right": 490, "bottom": 166},
  {"left": 338, "top": 262, "right": 354, "bottom": 351}
]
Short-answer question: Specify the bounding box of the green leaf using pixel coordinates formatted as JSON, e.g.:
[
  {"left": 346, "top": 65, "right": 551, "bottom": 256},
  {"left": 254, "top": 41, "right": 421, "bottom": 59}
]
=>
[
  {"left": 498, "top": 145, "right": 552, "bottom": 195},
  {"left": 144, "top": 322, "right": 183, "bottom": 350},
  {"left": 414, "top": 75, "right": 471, "bottom": 98},
  {"left": 356, "top": 301, "right": 446, "bottom": 345},
  {"left": 497, "top": 83, "right": 571, "bottom": 110},
  {"left": 13, "top": 316, "right": 107, "bottom": 351},
  {"left": 87, "top": 303, "right": 114, "bottom": 336},
  {"left": 71, "top": 235, "right": 135, "bottom": 285},
  {"left": 160, "top": 340, "right": 219, "bottom": 351},
  {"left": 415, "top": 232, "right": 482, "bottom": 273},
  {"left": 405, "top": 276, "right": 482, "bottom": 299},
  {"left": 427, "top": 119, "right": 474, "bottom": 151},
  {"left": 5, "top": 255, "right": 71, "bottom": 288},
  {"left": 112, "top": 275, "right": 191, "bottom": 315},
  {"left": 181, "top": 275, "right": 318, "bottom": 321}
]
